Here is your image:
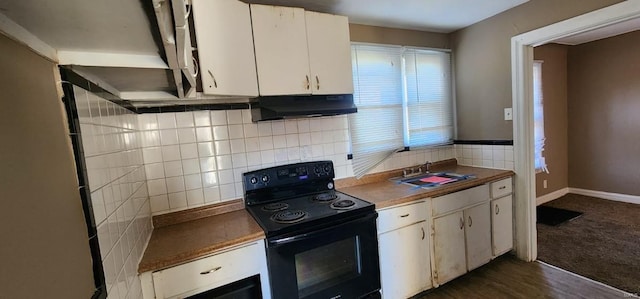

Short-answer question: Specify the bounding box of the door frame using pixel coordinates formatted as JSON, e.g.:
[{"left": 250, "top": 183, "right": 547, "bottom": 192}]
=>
[{"left": 511, "top": 0, "right": 640, "bottom": 262}]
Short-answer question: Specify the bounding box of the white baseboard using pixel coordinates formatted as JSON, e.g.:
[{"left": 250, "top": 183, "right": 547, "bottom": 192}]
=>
[
  {"left": 536, "top": 188, "right": 569, "bottom": 206},
  {"left": 568, "top": 188, "right": 640, "bottom": 205}
]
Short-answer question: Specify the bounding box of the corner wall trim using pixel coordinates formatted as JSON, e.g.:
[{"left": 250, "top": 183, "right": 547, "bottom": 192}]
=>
[
  {"left": 568, "top": 188, "right": 640, "bottom": 205},
  {"left": 536, "top": 188, "right": 569, "bottom": 206}
]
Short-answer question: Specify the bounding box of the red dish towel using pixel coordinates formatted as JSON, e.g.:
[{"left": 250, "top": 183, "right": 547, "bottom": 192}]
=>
[{"left": 420, "top": 176, "right": 456, "bottom": 184}]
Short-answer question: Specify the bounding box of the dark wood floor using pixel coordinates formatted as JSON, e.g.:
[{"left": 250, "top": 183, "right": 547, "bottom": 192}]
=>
[{"left": 416, "top": 255, "right": 630, "bottom": 299}]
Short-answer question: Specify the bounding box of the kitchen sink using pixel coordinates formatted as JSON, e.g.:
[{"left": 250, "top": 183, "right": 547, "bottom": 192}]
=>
[{"left": 390, "top": 172, "right": 475, "bottom": 189}]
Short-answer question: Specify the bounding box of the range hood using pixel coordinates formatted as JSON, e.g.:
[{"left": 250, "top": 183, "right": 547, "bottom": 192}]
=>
[{"left": 251, "top": 94, "right": 357, "bottom": 121}]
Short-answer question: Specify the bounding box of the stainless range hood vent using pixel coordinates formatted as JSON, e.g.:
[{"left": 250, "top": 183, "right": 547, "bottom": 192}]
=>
[{"left": 251, "top": 94, "right": 357, "bottom": 122}]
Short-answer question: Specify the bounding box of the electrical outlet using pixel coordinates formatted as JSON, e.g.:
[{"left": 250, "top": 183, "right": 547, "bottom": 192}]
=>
[
  {"left": 504, "top": 108, "right": 513, "bottom": 121},
  {"left": 543, "top": 179, "right": 548, "bottom": 189}
]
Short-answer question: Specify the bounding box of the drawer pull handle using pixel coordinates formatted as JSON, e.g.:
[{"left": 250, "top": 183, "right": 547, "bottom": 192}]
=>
[
  {"left": 496, "top": 204, "right": 500, "bottom": 215},
  {"left": 200, "top": 266, "right": 222, "bottom": 275},
  {"left": 459, "top": 217, "right": 464, "bottom": 230},
  {"left": 400, "top": 214, "right": 410, "bottom": 218},
  {"left": 316, "top": 75, "right": 320, "bottom": 90},
  {"left": 498, "top": 186, "right": 506, "bottom": 190},
  {"left": 421, "top": 227, "right": 425, "bottom": 240},
  {"left": 468, "top": 216, "right": 473, "bottom": 227},
  {"left": 305, "top": 75, "right": 310, "bottom": 90}
]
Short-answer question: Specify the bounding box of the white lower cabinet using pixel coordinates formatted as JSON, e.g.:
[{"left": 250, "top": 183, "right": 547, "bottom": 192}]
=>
[
  {"left": 377, "top": 200, "right": 432, "bottom": 298},
  {"left": 140, "top": 240, "right": 271, "bottom": 299},
  {"left": 464, "top": 202, "right": 492, "bottom": 270},
  {"left": 491, "top": 194, "right": 514, "bottom": 256},
  {"left": 432, "top": 210, "right": 467, "bottom": 284}
]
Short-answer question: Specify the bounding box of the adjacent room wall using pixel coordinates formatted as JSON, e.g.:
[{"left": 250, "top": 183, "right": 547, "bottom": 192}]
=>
[
  {"left": 451, "top": 0, "right": 622, "bottom": 140},
  {"left": 534, "top": 44, "right": 569, "bottom": 197},
  {"left": 349, "top": 23, "right": 450, "bottom": 49},
  {"left": 0, "top": 34, "right": 95, "bottom": 298},
  {"left": 567, "top": 30, "right": 640, "bottom": 196}
]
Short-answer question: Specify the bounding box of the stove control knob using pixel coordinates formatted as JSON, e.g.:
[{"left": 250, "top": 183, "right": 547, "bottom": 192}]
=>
[
  {"left": 327, "top": 182, "right": 334, "bottom": 190},
  {"left": 314, "top": 166, "right": 321, "bottom": 174},
  {"left": 261, "top": 175, "right": 270, "bottom": 183},
  {"left": 324, "top": 164, "right": 332, "bottom": 173},
  {"left": 250, "top": 177, "right": 258, "bottom": 184}
]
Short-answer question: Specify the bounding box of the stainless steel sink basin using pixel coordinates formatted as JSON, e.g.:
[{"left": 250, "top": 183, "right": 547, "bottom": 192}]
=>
[{"left": 390, "top": 172, "right": 475, "bottom": 189}]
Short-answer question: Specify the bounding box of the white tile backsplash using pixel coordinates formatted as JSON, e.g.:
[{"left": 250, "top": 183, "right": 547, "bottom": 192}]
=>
[{"left": 455, "top": 144, "right": 514, "bottom": 170}]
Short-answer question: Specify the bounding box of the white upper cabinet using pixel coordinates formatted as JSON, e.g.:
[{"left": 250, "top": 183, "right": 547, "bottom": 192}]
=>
[
  {"left": 191, "top": 0, "right": 258, "bottom": 96},
  {"left": 251, "top": 5, "right": 311, "bottom": 96},
  {"left": 305, "top": 11, "right": 354, "bottom": 95},
  {"left": 251, "top": 5, "right": 354, "bottom": 96}
]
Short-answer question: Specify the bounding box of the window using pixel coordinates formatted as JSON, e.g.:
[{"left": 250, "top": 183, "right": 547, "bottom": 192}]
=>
[
  {"left": 533, "top": 61, "right": 548, "bottom": 173},
  {"left": 349, "top": 44, "right": 454, "bottom": 177}
]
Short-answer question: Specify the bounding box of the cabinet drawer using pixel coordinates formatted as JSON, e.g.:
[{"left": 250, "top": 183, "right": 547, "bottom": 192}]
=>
[
  {"left": 153, "top": 241, "right": 263, "bottom": 298},
  {"left": 490, "top": 177, "right": 513, "bottom": 199},
  {"left": 432, "top": 185, "right": 489, "bottom": 217},
  {"left": 377, "top": 200, "right": 429, "bottom": 234}
]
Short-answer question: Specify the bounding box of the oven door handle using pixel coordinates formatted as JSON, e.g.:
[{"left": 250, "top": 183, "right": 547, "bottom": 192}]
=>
[{"left": 269, "top": 213, "right": 377, "bottom": 247}]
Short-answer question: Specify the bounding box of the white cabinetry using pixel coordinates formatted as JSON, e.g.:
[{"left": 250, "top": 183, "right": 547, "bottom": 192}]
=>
[
  {"left": 250, "top": 5, "right": 353, "bottom": 96},
  {"left": 140, "top": 240, "right": 270, "bottom": 299},
  {"left": 431, "top": 185, "right": 491, "bottom": 285},
  {"left": 191, "top": 0, "right": 259, "bottom": 96},
  {"left": 377, "top": 200, "right": 432, "bottom": 299},
  {"left": 490, "top": 177, "right": 514, "bottom": 257}
]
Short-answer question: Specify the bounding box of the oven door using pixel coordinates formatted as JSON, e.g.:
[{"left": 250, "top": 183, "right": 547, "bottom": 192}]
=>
[{"left": 266, "top": 212, "right": 380, "bottom": 299}]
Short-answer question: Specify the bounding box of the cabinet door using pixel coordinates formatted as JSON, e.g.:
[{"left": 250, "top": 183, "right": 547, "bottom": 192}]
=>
[
  {"left": 378, "top": 221, "right": 432, "bottom": 299},
  {"left": 492, "top": 195, "right": 513, "bottom": 256},
  {"left": 305, "top": 11, "right": 353, "bottom": 95},
  {"left": 464, "top": 202, "right": 492, "bottom": 271},
  {"left": 191, "top": 0, "right": 258, "bottom": 96},
  {"left": 251, "top": 4, "right": 311, "bottom": 96},
  {"left": 432, "top": 211, "right": 466, "bottom": 285}
]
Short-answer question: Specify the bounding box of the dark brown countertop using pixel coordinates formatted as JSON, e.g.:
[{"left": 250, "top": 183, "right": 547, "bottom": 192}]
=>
[
  {"left": 138, "top": 209, "right": 264, "bottom": 273},
  {"left": 337, "top": 164, "right": 514, "bottom": 209}
]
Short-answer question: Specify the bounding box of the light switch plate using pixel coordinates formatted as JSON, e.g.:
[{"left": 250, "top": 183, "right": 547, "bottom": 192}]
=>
[{"left": 504, "top": 108, "right": 513, "bottom": 121}]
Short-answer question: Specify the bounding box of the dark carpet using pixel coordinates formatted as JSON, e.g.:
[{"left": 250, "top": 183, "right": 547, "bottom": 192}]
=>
[
  {"left": 537, "top": 205, "right": 583, "bottom": 226},
  {"left": 536, "top": 193, "right": 640, "bottom": 294}
]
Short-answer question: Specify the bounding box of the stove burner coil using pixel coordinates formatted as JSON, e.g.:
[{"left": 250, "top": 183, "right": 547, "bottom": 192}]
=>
[
  {"left": 271, "top": 210, "right": 307, "bottom": 223},
  {"left": 262, "top": 202, "right": 289, "bottom": 212},
  {"left": 313, "top": 192, "right": 339, "bottom": 202},
  {"left": 330, "top": 199, "right": 356, "bottom": 210}
]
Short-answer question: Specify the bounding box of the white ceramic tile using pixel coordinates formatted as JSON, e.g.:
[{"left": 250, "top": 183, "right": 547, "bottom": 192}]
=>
[
  {"left": 184, "top": 174, "right": 202, "bottom": 190},
  {"left": 164, "top": 160, "right": 183, "bottom": 177},
  {"left": 233, "top": 167, "right": 247, "bottom": 182},
  {"left": 203, "top": 187, "right": 221, "bottom": 203},
  {"left": 144, "top": 163, "right": 165, "bottom": 180},
  {"left": 216, "top": 155, "right": 233, "bottom": 170},
  {"left": 298, "top": 133, "right": 311, "bottom": 146},
  {"left": 215, "top": 140, "right": 231, "bottom": 155},
  {"left": 157, "top": 113, "right": 177, "bottom": 129},
  {"left": 187, "top": 189, "right": 204, "bottom": 207},
  {"left": 243, "top": 123, "right": 259, "bottom": 138},
  {"left": 310, "top": 132, "right": 323, "bottom": 145},
  {"left": 141, "top": 130, "right": 160, "bottom": 147},
  {"left": 285, "top": 134, "right": 299, "bottom": 147},
  {"left": 505, "top": 149, "right": 514, "bottom": 162},
  {"left": 177, "top": 128, "right": 196, "bottom": 144},
  {"left": 199, "top": 157, "right": 217, "bottom": 172},
  {"left": 482, "top": 148, "right": 493, "bottom": 160},
  {"left": 179, "top": 143, "right": 198, "bottom": 159},
  {"left": 284, "top": 120, "right": 298, "bottom": 134},
  {"left": 219, "top": 184, "right": 236, "bottom": 200},
  {"left": 493, "top": 160, "right": 506, "bottom": 169},
  {"left": 492, "top": 148, "right": 505, "bottom": 161},
  {"left": 226, "top": 110, "right": 243, "bottom": 125},
  {"left": 300, "top": 145, "right": 312, "bottom": 160},
  {"left": 97, "top": 222, "right": 111, "bottom": 259},
  {"left": 197, "top": 142, "right": 215, "bottom": 157},
  {"left": 150, "top": 194, "right": 169, "bottom": 212},
  {"left": 160, "top": 129, "right": 179, "bottom": 145},
  {"left": 245, "top": 137, "right": 260, "bottom": 152},
  {"left": 230, "top": 139, "right": 246, "bottom": 154},
  {"left": 235, "top": 183, "right": 244, "bottom": 198},
  {"left": 241, "top": 109, "right": 252, "bottom": 124},
  {"left": 258, "top": 122, "right": 273, "bottom": 136},
  {"left": 228, "top": 124, "right": 244, "bottom": 139},
  {"left": 182, "top": 159, "right": 201, "bottom": 175},
  {"left": 462, "top": 148, "right": 473, "bottom": 159},
  {"left": 142, "top": 147, "right": 163, "bottom": 164},
  {"left": 311, "top": 144, "right": 324, "bottom": 158},
  {"left": 168, "top": 192, "right": 187, "bottom": 209},
  {"left": 334, "top": 142, "right": 348, "bottom": 154},
  {"left": 472, "top": 148, "right": 483, "bottom": 160},
  {"left": 232, "top": 153, "right": 248, "bottom": 167},
  {"left": 273, "top": 135, "right": 287, "bottom": 149},
  {"left": 202, "top": 171, "right": 218, "bottom": 187},
  {"left": 259, "top": 136, "right": 274, "bottom": 150},
  {"left": 138, "top": 114, "right": 158, "bottom": 130},
  {"left": 193, "top": 111, "right": 211, "bottom": 127},
  {"left": 297, "top": 119, "right": 310, "bottom": 133},
  {"left": 165, "top": 176, "right": 185, "bottom": 193},
  {"left": 271, "top": 121, "right": 286, "bottom": 135},
  {"left": 218, "top": 169, "right": 235, "bottom": 185},
  {"left": 91, "top": 190, "right": 107, "bottom": 225},
  {"left": 212, "top": 126, "right": 229, "bottom": 140},
  {"left": 261, "top": 150, "right": 275, "bottom": 164},
  {"left": 175, "top": 112, "right": 194, "bottom": 128},
  {"left": 287, "top": 147, "right": 300, "bottom": 161},
  {"left": 323, "top": 143, "right": 335, "bottom": 155},
  {"left": 196, "top": 127, "right": 213, "bottom": 142},
  {"left": 210, "top": 110, "right": 228, "bottom": 126},
  {"left": 247, "top": 152, "right": 262, "bottom": 166},
  {"left": 275, "top": 148, "right": 288, "bottom": 162},
  {"left": 147, "top": 179, "right": 167, "bottom": 196},
  {"left": 309, "top": 118, "right": 323, "bottom": 132},
  {"left": 161, "top": 145, "right": 181, "bottom": 162}
]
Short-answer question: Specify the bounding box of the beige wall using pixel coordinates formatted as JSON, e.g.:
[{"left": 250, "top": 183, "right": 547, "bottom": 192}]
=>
[
  {"left": 451, "top": 0, "right": 622, "bottom": 140},
  {"left": 0, "top": 34, "right": 95, "bottom": 297},
  {"left": 349, "top": 23, "right": 450, "bottom": 49},
  {"left": 567, "top": 30, "right": 640, "bottom": 196},
  {"left": 534, "top": 44, "right": 569, "bottom": 197}
]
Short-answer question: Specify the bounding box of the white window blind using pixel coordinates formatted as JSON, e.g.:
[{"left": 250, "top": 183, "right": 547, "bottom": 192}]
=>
[
  {"left": 349, "top": 44, "right": 454, "bottom": 178},
  {"left": 349, "top": 44, "right": 405, "bottom": 178},
  {"left": 533, "top": 61, "right": 548, "bottom": 173}
]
